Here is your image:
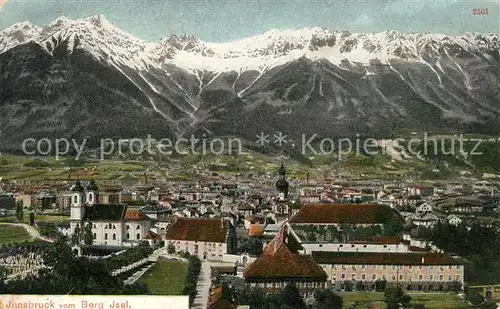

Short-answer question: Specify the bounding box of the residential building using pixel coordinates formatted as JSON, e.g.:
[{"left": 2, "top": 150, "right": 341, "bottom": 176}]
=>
[
  {"left": 244, "top": 225, "right": 328, "bottom": 300},
  {"left": 312, "top": 251, "right": 464, "bottom": 292},
  {"left": 99, "top": 192, "right": 119, "bottom": 204},
  {"left": 409, "top": 186, "right": 435, "bottom": 197},
  {"left": 416, "top": 202, "right": 433, "bottom": 214},
  {"left": 165, "top": 217, "right": 237, "bottom": 260},
  {"left": 410, "top": 212, "right": 439, "bottom": 228},
  {"left": 447, "top": 215, "right": 462, "bottom": 226}
]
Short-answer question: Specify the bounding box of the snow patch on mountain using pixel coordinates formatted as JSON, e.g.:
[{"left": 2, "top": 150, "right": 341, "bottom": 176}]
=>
[
  {"left": 1, "top": 14, "right": 499, "bottom": 75},
  {"left": 0, "top": 21, "right": 42, "bottom": 53}
]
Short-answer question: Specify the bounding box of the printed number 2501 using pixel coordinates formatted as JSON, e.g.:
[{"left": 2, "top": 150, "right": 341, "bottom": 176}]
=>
[{"left": 472, "top": 8, "right": 489, "bottom": 15}]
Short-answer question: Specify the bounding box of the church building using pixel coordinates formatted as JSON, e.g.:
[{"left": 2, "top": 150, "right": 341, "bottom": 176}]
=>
[
  {"left": 272, "top": 162, "right": 301, "bottom": 220},
  {"left": 68, "top": 180, "right": 153, "bottom": 247}
]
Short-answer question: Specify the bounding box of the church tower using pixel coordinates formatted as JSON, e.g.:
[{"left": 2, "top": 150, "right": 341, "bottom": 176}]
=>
[
  {"left": 85, "top": 179, "right": 99, "bottom": 205},
  {"left": 70, "top": 180, "right": 85, "bottom": 234},
  {"left": 275, "top": 162, "right": 289, "bottom": 201}
]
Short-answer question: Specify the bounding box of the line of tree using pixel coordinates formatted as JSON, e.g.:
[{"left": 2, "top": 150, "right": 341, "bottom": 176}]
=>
[
  {"left": 238, "top": 284, "right": 432, "bottom": 309},
  {"left": 384, "top": 286, "right": 426, "bottom": 309},
  {"left": 239, "top": 283, "right": 308, "bottom": 309},
  {"left": 103, "top": 242, "right": 154, "bottom": 271},
  {"left": 0, "top": 236, "right": 150, "bottom": 295},
  {"left": 15, "top": 201, "right": 23, "bottom": 222},
  {"left": 427, "top": 221, "right": 500, "bottom": 284},
  {"left": 182, "top": 253, "right": 202, "bottom": 306}
]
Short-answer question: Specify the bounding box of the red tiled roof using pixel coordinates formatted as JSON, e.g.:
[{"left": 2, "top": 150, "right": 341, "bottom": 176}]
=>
[
  {"left": 244, "top": 245, "right": 327, "bottom": 279},
  {"left": 166, "top": 218, "right": 229, "bottom": 243},
  {"left": 123, "top": 208, "right": 149, "bottom": 221},
  {"left": 289, "top": 204, "right": 399, "bottom": 224},
  {"left": 312, "top": 252, "right": 461, "bottom": 265},
  {"left": 244, "top": 225, "right": 326, "bottom": 279}
]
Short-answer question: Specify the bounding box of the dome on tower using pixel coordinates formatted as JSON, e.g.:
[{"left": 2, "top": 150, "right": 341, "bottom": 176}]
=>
[
  {"left": 278, "top": 162, "right": 286, "bottom": 175},
  {"left": 70, "top": 180, "right": 84, "bottom": 192},
  {"left": 86, "top": 179, "right": 98, "bottom": 191}
]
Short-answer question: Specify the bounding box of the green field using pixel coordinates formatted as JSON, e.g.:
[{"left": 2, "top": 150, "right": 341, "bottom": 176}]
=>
[
  {"left": 0, "top": 224, "right": 34, "bottom": 245},
  {"left": 136, "top": 260, "right": 188, "bottom": 295},
  {"left": 339, "top": 292, "right": 469, "bottom": 309},
  {"left": 1, "top": 136, "right": 499, "bottom": 181},
  {"left": 0, "top": 215, "right": 69, "bottom": 224}
]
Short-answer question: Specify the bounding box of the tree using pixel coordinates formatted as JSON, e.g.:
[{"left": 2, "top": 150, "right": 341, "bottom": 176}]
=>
[
  {"left": 280, "top": 282, "right": 306, "bottom": 309},
  {"left": 0, "top": 265, "right": 7, "bottom": 294},
  {"left": 384, "top": 286, "right": 412, "bottom": 309},
  {"left": 314, "top": 289, "right": 343, "bottom": 309},
  {"left": 448, "top": 281, "right": 462, "bottom": 293},
  {"left": 237, "top": 237, "right": 263, "bottom": 256},
  {"left": 183, "top": 255, "right": 202, "bottom": 306},
  {"left": 2, "top": 237, "right": 151, "bottom": 295},
  {"left": 15, "top": 201, "right": 24, "bottom": 222},
  {"left": 71, "top": 224, "right": 81, "bottom": 245},
  {"left": 167, "top": 244, "right": 175, "bottom": 254},
  {"left": 344, "top": 280, "right": 354, "bottom": 292},
  {"left": 239, "top": 287, "right": 266, "bottom": 308},
  {"left": 384, "top": 215, "right": 404, "bottom": 236},
  {"left": 29, "top": 212, "right": 35, "bottom": 226},
  {"left": 83, "top": 221, "right": 93, "bottom": 245},
  {"left": 375, "top": 280, "right": 387, "bottom": 292}
]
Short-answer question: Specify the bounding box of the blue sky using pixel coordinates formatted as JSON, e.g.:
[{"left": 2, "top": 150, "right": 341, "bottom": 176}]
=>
[{"left": 0, "top": 0, "right": 498, "bottom": 42}]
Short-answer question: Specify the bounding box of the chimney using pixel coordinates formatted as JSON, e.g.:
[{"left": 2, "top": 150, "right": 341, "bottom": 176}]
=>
[{"left": 421, "top": 256, "right": 425, "bottom": 264}]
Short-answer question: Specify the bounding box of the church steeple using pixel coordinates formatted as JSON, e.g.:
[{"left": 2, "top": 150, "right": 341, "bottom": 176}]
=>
[{"left": 275, "top": 161, "right": 289, "bottom": 201}]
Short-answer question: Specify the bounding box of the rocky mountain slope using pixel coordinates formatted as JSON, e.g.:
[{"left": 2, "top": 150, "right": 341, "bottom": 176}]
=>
[{"left": 0, "top": 15, "right": 499, "bottom": 150}]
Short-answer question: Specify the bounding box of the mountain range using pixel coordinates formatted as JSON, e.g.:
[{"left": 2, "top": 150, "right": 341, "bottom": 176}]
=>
[{"left": 0, "top": 15, "right": 499, "bottom": 151}]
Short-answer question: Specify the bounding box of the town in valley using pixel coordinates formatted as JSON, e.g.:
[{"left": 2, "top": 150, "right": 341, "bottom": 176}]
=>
[{"left": 0, "top": 155, "right": 499, "bottom": 309}]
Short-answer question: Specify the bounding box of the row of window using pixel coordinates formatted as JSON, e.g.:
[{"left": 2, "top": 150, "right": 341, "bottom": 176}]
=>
[
  {"left": 250, "top": 282, "right": 325, "bottom": 289},
  {"left": 93, "top": 224, "right": 142, "bottom": 230},
  {"left": 176, "top": 246, "right": 223, "bottom": 258},
  {"left": 93, "top": 233, "right": 141, "bottom": 240},
  {"left": 169, "top": 241, "right": 223, "bottom": 248},
  {"left": 324, "top": 264, "right": 461, "bottom": 271},
  {"left": 335, "top": 273, "right": 461, "bottom": 282}
]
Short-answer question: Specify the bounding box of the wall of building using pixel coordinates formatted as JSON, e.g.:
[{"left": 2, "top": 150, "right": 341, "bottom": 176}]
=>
[
  {"left": 318, "top": 263, "right": 464, "bottom": 291},
  {"left": 91, "top": 220, "right": 151, "bottom": 246},
  {"left": 245, "top": 280, "right": 327, "bottom": 300},
  {"left": 166, "top": 239, "right": 228, "bottom": 260},
  {"left": 301, "top": 243, "right": 409, "bottom": 254}
]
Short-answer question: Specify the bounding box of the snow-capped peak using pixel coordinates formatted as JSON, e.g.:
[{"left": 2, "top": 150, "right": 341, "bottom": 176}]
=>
[
  {"left": 1, "top": 20, "right": 42, "bottom": 33},
  {"left": 1, "top": 15, "right": 499, "bottom": 74},
  {"left": 0, "top": 21, "right": 42, "bottom": 53},
  {"left": 48, "top": 16, "right": 70, "bottom": 28},
  {"left": 82, "top": 14, "right": 116, "bottom": 30}
]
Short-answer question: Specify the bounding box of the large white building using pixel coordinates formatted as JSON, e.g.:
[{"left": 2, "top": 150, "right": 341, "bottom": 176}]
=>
[
  {"left": 165, "top": 217, "right": 237, "bottom": 260},
  {"left": 68, "top": 180, "right": 153, "bottom": 247}
]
